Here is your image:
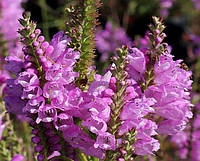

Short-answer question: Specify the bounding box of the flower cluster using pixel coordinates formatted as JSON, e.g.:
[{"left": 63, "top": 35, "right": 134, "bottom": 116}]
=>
[
  {"left": 0, "top": 0, "right": 25, "bottom": 58},
  {"left": 171, "top": 102, "right": 200, "bottom": 160},
  {"left": 145, "top": 53, "right": 193, "bottom": 135},
  {"left": 2, "top": 11, "right": 193, "bottom": 161},
  {"left": 118, "top": 47, "right": 160, "bottom": 157},
  {"left": 0, "top": 0, "right": 25, "bottom": 96}
]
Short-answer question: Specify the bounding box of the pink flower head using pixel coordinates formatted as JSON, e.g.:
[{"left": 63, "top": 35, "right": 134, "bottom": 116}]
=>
[
  {"left": 15, "top": 71, "right": 39, "bottom": 87},
  {"left": 157, "top": 119, "right": 186, "bottom": 135},
  {"left": 94, "top": 132, "right": 116, "bottom": 150},
  {"left": 127, "top": 48, "right": 146, "bottom": 74},
  {"left": 48, "top": 31, "right": 70, "bottom": 61},
  {"left": 36, "top": 105, "right": 57, "bottom": 124},
  {"left": 135, "top": 119, "right": 158, "bottom": 140},
  {"left": 82, "top": 115, "right": 107, "bottom": 134},
  {"left": 120, "top": 97, "right": 156, "bottom": 120},
  {"left": 11, "top": 154, "right": 24, "bottom": 161},
  {"left": 21, "top": 86, "right": 42, "bottom": 99},
  {"left": 88, "top": 71, "right": 112, "bottom": 97},
  {"left": 133, "top": 138, "right": 160, "bottom": 156},
  {"left": 54, "top": 113, "right": 73, "bottom": 130},
  {"left": 43, "top": 82, "right": 64, "bottom": 99},
  {"left": 23, "top": 96, "right": 45, "bottom": 114}
]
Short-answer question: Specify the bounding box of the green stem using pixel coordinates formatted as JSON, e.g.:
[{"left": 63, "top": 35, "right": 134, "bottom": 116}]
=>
[{"left": 105, "top": 46, "right": 129, "bottom": 160}]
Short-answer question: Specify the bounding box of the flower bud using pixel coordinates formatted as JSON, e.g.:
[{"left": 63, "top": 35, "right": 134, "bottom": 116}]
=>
[
  {"left": 37, "top": 154, "right": 44, "bottom": 161},
  {"left": 11, "top": 154, "right": 24, "bottom": 161},
  {"left": 41, "top": 41, "right": 49, "bottom": 50},
  {"left": 35, "top": 144, "right": 43, "bottom": 152},
  {"left": 38, "top": 36, "right": 45, "bottom": 42},
  {"left": 42, "top": 60, "right": 52, "bottom": 70},
  {"left": 35, "top": 29, "right": 41, "bottom": 35},
  {"left": 39, "top": 56, "right": 47, "bottom": 63},
  {"left": 33, "top": 41, "right": 39, "bottom": 47},
  {"left": 154, "top": 29, "right": 160, "bottom": 35},
  {"left": 31, "top": 136, "right": 40, "bottom": 144},
  {"left": 30, "top": 33, "right": 36, "bottom": 39},
  {"left": 32, "top": 129, "right": 38, "bottom": 135},
  {"left": 155, "top": 36, "right": 162, "bottom": 44},
  {"left": 26, "top": 26, "right": 31, "bottom": 30},
  {"left": 36, "top": 49, "right": 43, "bottom": 55},
  {"left": 45, "top": 45, "right": 54, "bottom": 56},
  {"left": 118, "top": 158, "right": 125, "bottom": 161}
]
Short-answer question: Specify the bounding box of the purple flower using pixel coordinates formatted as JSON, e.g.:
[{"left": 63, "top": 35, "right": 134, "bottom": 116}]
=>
[
  {"left": 15, "top": 71, "right": 39, "bottom": 88},
  {"left": 144, "top": 53, "right": 193, "bottom": 135},
  {"left": 79, "top": 97, "right": 111, "bottom": 122},
  {"left": 94, "top": 132, "right": 116, "bottom": 150},
  {"left": 11, "top": 154, "right": 24, "bottom": 161},
  {"left": 5, "top": 56, "right": 24, "bottom": 75},
  {"left": 159, "top": 0, "right": 176, "bottom": 17},
  {"left": 88, "top": 71, "right": 112, "bottom": 97},
  {"left": 127, "top": 48, "right": 146, "bottom": 74},
  {"left": 54, "top": 113, "right": 73, "bottom": 130},
  {"left": 0, "top": 0, "right": 25, "bottom": 41},
  {"left": 62, "top": 124, "right": 82, "bottom": 138},
  {"left": 21, "top": 86, "right": 42, "bottom": 99},
  {"left": 56, "top": 48, "right": 80, "bottom": 66},
  {"left": 48, "top": 31, "right": 70, "bottom": 61},
  {"left": 120, "top": 97, "right": 156, "bottom": 120},
  {"left": 0, "top": 0, "right": 25, "bottom": 59},
  {"left": 157, "top": 119, "right": 186, "bottom": 135},
  {"left": 95, "top": 22, "right": 131, "bottom": 62},
  {"left": 36, "top": 105, "right": 57, "bottom": 124},
  {"left": 4, "top": 79, "right": 23, "bottom": 97},
  {"left": 118, "top": 119, "right": 140, "bottom": 135},
  {"left": 171, "top": 131, "right": 188, "bottom": 147},
  {"left": 135, "top": 119, "right": 158, "bottom": 140},
  {"left": 191, "top": 0, "right": 200, "bottom": 9},
  {"left": 82, "top": 115, "right": 107, "bottom": 134},
  {"left": 191, "top": 142, "right": 200, "bottom": 161},
  {"left": 48, "top": 151, "right": 61, "bottom": 160},
  {"left": 43, "top": 81, "right": 64, "bottom": 99},
  {"left": 4, "top": 96, "right": 26, "bottom": 115},
  {"left": 23, "top": 96, "right": 45, "bottom": 114},
  {"left": 45, "top": 64, "right": 63, "bottom": 81},
  {"left": 133, "top": 138, "right": 160, "bottom": 156},
  {"left": 45, "top": 64, "right": 79, "bottom": 84}
]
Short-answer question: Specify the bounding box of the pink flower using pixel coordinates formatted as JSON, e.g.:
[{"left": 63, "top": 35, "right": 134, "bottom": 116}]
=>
[
  {"left": 94, "top": 132, "right": 116, "bottom": 150},
  {"left": 133, "top": 138, "right": 160, "bottom": 155},
  {"left": 11, "top": 154, "right": 24, "bottom": 161}
]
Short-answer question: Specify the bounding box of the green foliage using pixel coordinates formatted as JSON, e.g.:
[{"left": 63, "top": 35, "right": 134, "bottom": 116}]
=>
[
  {"left": 0, "top": 103, "right": 26, "bottom": 161},
  {"left": 65, "top": 0, "right": 102, "bottom": 90},
  {"left": 0, "top": 33, "right": 8, "bottom": 58}
]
